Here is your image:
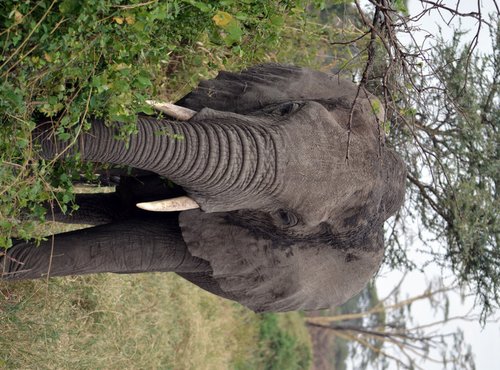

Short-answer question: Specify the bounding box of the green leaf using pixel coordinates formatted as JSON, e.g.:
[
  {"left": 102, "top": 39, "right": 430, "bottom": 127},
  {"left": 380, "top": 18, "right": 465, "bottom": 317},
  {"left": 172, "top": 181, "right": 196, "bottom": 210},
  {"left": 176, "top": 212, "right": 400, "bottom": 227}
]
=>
[
  {"left": 57, "top": 131, "right": 71, "bottom": 141},
  {"left": 59, "top": 0, "right": 81, "bottom": 14},
  {"left": 186, "top": 0, "right": 211, "bottom": 13},
  {"left": 138, "top": 103, "right": 155, "bottom": 115},
  {"left": 270, "top": 15, "right": 284, "bottom": 27},
  {"left": 224, "top": 22, "right": 243, "bottom": 46},
  {"left": 134, "top": 75, "right": 152, "bottom": 88},
  {"left": 393, "top": 0, "right": 409, "bottom": 15}
]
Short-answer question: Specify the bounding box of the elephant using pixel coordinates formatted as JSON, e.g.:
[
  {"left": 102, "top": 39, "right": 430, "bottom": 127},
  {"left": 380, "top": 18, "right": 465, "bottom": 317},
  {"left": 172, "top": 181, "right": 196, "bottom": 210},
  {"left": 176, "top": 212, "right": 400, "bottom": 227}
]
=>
[{"left": 0, "top": 64, "right": 406, "bottom": 313}]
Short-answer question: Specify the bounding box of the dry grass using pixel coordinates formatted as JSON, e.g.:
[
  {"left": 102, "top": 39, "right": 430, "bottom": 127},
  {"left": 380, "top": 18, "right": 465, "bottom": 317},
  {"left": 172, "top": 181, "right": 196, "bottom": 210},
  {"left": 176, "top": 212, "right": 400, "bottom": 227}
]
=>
[{"left": 0, "top": 273, "right": 265, "bottom": 369}]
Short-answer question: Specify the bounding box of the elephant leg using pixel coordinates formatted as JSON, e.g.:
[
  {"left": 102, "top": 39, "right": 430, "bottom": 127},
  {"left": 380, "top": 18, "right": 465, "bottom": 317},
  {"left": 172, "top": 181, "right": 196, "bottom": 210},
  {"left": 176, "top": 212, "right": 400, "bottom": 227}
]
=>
[{"left": 1, "top": 214, "right": 210, "bottom": 280}]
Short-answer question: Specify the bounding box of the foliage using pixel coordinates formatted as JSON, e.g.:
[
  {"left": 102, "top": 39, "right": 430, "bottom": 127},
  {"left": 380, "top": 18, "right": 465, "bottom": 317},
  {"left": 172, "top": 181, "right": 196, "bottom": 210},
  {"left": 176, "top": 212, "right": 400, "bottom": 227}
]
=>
[
  {"left": 252, "top": 313, "right": 312, "bottom": 370},
  {"left": 392, "top": 23, "right": 500, "bottom": 321}
]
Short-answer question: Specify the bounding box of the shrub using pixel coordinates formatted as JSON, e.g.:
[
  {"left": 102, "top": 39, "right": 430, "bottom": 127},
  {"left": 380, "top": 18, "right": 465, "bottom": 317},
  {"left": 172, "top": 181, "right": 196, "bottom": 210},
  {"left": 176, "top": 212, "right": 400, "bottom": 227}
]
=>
[{"left": 256, "top": 313, "right": 312, "bottom": 370}]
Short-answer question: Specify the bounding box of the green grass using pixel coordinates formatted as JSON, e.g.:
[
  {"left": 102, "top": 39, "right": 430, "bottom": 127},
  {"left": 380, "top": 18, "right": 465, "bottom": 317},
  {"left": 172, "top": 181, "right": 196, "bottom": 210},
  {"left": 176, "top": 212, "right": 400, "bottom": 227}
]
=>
[{"left": 0, "top": 273, "right": 312, "bottom": 369}]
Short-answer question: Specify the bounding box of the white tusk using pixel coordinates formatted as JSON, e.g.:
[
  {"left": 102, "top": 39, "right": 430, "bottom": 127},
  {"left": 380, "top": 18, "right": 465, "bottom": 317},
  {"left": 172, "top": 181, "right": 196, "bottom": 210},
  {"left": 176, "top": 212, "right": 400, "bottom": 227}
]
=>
[
  {"left": 136, "top": 196, "right": 200, "bottom": 212},
  {"left": 146, "top": 100, "right": 197, "bottom": 121}
]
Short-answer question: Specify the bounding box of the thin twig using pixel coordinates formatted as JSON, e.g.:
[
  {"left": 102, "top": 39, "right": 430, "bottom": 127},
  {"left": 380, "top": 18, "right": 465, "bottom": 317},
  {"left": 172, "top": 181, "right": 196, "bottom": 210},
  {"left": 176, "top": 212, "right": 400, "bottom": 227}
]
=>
[{"left": 111, "top": 0, "right": 158, "bottom": 9}]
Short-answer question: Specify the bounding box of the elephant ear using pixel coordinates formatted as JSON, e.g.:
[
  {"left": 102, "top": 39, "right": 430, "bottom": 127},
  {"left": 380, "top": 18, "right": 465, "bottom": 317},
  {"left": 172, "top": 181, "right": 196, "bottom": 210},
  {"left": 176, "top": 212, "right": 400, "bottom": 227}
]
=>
[
  {"left": 177, "top": 63, "right": 361, "bottom": 114},
  {"left": 179, "top": 209, "right": 384, "bottom": 313}
]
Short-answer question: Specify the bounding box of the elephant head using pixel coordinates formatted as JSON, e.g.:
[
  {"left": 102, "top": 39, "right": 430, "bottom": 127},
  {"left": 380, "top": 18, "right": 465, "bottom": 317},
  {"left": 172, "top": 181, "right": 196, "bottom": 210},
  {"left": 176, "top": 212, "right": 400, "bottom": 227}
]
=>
[{"left": 8, "top": 64, "right": 406, "bottom": 312}]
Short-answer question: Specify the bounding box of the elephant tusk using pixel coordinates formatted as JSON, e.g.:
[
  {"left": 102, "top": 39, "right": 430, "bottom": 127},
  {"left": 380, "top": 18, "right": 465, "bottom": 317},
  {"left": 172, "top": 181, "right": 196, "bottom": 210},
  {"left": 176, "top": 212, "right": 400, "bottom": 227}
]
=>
[
  {"left": 136, "top": 196, "right": 200, "bottom": 212},
  {"left": 145, "top": 100, "right": 197, "bottom": 121}
]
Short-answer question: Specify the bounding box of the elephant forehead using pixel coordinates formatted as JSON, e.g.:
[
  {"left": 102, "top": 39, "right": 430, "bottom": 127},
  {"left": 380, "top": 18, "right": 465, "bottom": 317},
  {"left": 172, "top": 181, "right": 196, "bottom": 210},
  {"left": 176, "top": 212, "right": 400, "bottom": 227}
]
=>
[
  {"left": 274, "top": 101, "right": 384, "bottom": 224},
  {"left": 278, "top": 142, "right": 384, "bottom": 227}
]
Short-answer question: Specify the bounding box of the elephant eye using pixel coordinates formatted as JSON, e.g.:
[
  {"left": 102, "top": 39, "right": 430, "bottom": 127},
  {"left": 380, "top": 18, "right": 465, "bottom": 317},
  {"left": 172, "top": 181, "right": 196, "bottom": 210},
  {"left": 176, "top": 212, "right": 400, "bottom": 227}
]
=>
[
  {"left": 276, "top": 209, "right": 298, "bottom": 227},
  {"left": 272, "top": 102, "right": 302, "bottom": 116}
]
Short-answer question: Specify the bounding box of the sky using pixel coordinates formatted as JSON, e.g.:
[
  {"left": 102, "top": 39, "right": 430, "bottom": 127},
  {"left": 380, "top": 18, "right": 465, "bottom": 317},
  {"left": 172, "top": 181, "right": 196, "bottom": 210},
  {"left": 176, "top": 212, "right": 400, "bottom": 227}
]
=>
[{"left": 370, "top": 1, "right": 499, "bottom": 369}]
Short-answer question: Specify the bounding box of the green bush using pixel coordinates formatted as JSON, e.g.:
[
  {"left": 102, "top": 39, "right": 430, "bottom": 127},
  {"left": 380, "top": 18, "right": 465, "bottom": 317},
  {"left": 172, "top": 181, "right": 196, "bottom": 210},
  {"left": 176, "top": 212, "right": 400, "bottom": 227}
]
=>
[
  {"left": 0, "top": 0, "right": 333, "bottom": 248},
  {"left": 256, "top": 313, "right": 312, "bottom": 370}
]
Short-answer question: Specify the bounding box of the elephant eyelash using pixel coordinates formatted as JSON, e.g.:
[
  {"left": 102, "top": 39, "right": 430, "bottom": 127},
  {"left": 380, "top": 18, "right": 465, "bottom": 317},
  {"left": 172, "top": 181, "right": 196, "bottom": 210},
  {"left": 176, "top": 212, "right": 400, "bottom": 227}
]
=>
[
  {"left": 274, "top": 102, "right": 302, "bottom": 116},
  {"left": 276, "top": 209, "right": 299, "bottom": 227}
]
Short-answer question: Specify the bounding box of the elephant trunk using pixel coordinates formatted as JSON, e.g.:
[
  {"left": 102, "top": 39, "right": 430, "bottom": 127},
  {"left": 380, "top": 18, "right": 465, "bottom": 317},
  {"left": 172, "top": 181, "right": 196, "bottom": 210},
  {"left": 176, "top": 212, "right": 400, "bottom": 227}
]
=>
[{"left": 37, "top": 115, "right": 281, "bottom": 212}]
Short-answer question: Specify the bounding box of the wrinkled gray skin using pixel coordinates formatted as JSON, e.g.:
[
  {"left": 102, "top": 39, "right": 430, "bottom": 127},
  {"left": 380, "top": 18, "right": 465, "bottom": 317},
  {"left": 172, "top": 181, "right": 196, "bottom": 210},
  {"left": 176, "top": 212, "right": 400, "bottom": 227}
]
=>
[{"left": 1, "top": 64, "right": 406, "bottom": 312}]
